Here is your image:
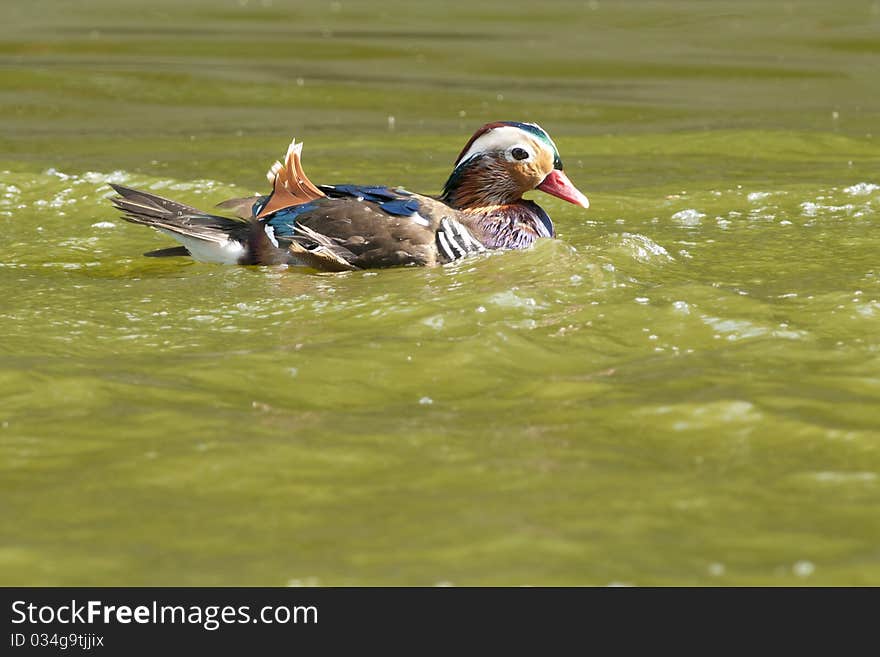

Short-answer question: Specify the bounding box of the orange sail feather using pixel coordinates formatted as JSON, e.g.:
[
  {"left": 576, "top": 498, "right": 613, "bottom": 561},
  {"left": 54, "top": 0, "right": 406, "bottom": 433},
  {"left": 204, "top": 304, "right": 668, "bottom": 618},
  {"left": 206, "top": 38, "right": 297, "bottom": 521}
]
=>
[{"left": 256, "top": 139, "right": 326, "bottom": 219}]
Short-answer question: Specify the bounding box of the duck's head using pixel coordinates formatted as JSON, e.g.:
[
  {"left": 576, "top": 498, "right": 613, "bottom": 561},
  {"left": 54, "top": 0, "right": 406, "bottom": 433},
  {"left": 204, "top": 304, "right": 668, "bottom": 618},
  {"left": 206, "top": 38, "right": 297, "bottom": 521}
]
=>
[{"left": 441, "top": 121, "right": 589, "bottom": 211}]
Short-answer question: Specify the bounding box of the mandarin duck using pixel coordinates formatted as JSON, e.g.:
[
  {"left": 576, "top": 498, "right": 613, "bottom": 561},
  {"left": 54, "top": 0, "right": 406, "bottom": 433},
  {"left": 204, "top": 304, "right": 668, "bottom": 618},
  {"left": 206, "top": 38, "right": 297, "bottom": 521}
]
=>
[{"left": 109, "top": 121, "right": 589, "bottom": 271}]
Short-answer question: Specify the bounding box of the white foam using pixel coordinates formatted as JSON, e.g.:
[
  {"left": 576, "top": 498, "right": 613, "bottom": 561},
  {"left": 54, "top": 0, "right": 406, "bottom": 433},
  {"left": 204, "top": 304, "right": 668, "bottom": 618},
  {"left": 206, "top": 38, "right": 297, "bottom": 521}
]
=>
[
  {"left": 800, "top": 201, "right": 855, "bottom": 217},
  {"left": 671, "top": 208, "right": 705, "bottom": 226},
  {"left": 792, "top": 561, "right": 815, "bottom": 577},
  {"left": 813, "top": 471, "right": 877, "bottom": 483},
  {"left": 843, "top": 182, "right": 879, "bottom": 196},
  {"left": 620, "top": 233, "right": 672, "bottom": 261}
]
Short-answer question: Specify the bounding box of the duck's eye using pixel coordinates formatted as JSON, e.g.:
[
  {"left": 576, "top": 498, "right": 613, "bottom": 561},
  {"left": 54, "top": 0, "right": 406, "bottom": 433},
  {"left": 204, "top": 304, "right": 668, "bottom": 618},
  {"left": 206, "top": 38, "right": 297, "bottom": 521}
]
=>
[{"left": 511, "top": 147, "right": 529, "bottom": 161}]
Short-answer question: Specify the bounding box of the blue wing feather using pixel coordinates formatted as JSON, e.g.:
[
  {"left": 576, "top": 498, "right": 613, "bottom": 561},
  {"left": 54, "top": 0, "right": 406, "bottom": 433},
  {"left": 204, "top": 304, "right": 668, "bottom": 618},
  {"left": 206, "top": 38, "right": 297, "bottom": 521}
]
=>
[
  {"left": 321, "top": 185, "right": 417, "bottom": 212},
  {"left": 257, "top": 186, "right": 423, "bottom": 238},
  {"left": 378, "top": 198, "right": 421, "bottom": 215}
]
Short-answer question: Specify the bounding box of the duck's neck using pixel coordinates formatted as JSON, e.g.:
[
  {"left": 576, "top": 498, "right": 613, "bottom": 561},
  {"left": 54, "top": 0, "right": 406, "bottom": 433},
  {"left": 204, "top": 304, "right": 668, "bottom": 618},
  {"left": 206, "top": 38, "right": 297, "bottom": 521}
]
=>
[
  {"left": 440, "top": 157, "right": 554, "bottom": 249},
  {"left": 440, "top": 157, "right": 521, "bottom": 209}
]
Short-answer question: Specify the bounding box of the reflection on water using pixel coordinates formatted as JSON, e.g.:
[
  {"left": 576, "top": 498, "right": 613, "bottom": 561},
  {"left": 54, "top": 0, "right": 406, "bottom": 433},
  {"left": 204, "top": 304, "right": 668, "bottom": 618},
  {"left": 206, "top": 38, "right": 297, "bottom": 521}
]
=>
[{"left": 1, "top": 0, "right": 879, "bottom": 585}]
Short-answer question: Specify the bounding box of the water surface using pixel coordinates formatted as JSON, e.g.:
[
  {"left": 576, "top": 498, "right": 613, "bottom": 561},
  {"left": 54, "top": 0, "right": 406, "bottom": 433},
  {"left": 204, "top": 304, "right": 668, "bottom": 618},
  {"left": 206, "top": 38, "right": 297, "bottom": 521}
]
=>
[{"left": 1, "top": 0, "right": 879, "bottom": 585}]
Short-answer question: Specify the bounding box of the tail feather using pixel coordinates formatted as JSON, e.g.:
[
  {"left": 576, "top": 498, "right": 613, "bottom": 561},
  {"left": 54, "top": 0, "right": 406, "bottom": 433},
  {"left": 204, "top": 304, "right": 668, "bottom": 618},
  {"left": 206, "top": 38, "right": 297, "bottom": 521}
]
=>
[
  {"left": 108, "top": 141, "right": 331, "bottom": 267},
  {"left": 110, "top": 184, "right": 244, "bottom": 240},
  {"left": 110, "top": 183, "right": 204, "bottom": 218},
  {"left": 109, "top": 184, "right": 251, "bottom": 264},
  {"left": 144, "top": 245, "right": 190, "bottom": 258},
  {"left": 215, "top": 195, "right": 262, "bottom": 220}
]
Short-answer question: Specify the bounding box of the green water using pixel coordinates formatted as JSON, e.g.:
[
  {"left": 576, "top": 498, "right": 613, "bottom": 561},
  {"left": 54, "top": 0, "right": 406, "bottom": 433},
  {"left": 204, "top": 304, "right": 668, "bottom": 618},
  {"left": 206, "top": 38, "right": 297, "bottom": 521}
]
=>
[{"left": 2, "top": 0, "right": 880, "bottom": 585}]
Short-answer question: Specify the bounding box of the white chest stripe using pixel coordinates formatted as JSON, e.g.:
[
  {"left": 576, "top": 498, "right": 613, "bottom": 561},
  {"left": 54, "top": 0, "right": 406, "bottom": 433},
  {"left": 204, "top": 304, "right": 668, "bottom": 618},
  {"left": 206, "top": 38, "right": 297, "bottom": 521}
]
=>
[
  {"left": 437, "top": 231, "right": 455, "bottom": 260},
  {"left": 446, "top": 218, "right": 485, "bottom": 252},
  {"left": 437, "top": 218, "right": 485, "bottom": 262}
]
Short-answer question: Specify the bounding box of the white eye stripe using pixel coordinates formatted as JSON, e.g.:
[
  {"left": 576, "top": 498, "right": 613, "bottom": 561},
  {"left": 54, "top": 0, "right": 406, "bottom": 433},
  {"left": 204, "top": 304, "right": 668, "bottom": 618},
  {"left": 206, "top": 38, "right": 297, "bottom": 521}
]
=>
[{"left": 457, "top": 126, "right": 543, "bottom": 166}]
